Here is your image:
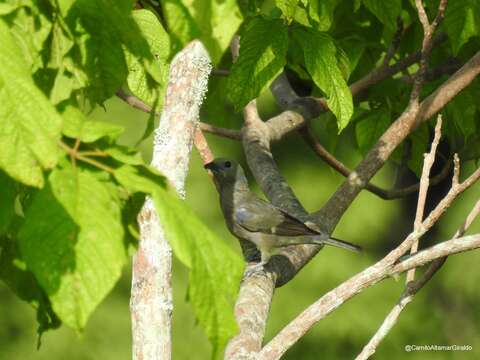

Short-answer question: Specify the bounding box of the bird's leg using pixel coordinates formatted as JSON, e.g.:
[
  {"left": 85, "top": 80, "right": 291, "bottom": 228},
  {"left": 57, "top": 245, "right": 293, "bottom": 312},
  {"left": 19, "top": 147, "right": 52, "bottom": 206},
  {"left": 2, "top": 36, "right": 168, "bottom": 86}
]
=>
[{"left": 244, "top": 251, "right": 270, "bottom": 278}]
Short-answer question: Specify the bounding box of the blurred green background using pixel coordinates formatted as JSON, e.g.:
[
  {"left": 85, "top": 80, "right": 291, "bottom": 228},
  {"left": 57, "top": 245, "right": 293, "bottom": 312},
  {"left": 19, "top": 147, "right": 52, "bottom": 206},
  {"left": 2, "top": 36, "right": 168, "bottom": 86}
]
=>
[{"left": 1, "top": 97, "right": 479, "bottom": 360}]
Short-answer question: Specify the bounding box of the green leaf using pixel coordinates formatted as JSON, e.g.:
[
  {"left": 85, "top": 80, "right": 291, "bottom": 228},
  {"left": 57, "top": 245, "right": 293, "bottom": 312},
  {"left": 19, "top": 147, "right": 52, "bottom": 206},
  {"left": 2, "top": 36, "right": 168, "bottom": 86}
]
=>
[
  {"left": 162, "top": 0, "right": 242, "bottom": 63},
  {"left": 114, "top": 165, "right": 243, "bottom": 356},
  {"left": 338, "top": 37, "right": 366, "bottom": 77},
  {"left": 61, "top": 0, "right": 161, "bottom": 103},
  {"left": 227, "top": 18, "right": 288, "bottom": 110},
  {"left": 444, "top": 0, "right": 480, "bottom": 54},
  {"left": 3, "top": 3, "right": 52, "bottom": 71},
  {"left": 105, "top": 146, "right": 145, "bottom": 166},
  {"left": 0, "top": 236, "right": 61, "bottom": 336},
  {"left": 293, "top": 28, "right": 353, "bottom": 131},
  {"left": 0, "top": 3, "right": 20, "bottom": 15},
  {"left": 362, "top": 0, "right": 401, "bottom": 30},
  {"left": 125, "top": 9, "right": 170, "bottom": 110},
  {"left": 276, "top": 0, "right": 300, "bottom": 21},
  {"left": 18, "top": 164, "right": 126, "bottom": 330},
  {"left": 355, "top": 108, "right": 391, "bottom": 154},
  {"left": 0, "top": 171, "right": 17, "bottom": 235},
  {"left": 308, "top": 0, "right": 340, "bottom": 31},
  {"left": 61, "top": 105, "right": 124, "bottom": 143},
  {"left": 445, "top": 88, "right": 477, "bottom": 142},
  {"left": 0, "top": 20, "right": 62, "bottom": 187}
]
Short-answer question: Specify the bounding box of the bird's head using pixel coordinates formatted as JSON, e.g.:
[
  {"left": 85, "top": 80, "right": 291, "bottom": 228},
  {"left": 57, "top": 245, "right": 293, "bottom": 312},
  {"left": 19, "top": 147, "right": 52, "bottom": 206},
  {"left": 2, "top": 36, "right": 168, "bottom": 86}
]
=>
[{"left": 204, "top": 158, "right": 247, "bottom": 188}]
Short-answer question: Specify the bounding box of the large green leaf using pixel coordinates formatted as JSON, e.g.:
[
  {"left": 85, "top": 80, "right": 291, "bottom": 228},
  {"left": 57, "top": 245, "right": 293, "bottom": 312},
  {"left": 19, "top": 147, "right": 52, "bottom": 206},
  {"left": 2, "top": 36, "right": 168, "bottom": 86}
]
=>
[
  {"left": 355, "top": 108, "right": 391, "bottom": 155},
  {"left": 125, "top": 9, "right": 170, "bottom": 109},
  {"left": 60, "top": 104, "right": 124, "bottom": 143},
  {"left": 162, "top": 0, "right": 242, "bottom": 63},
  {"left": 276, "top": 0, "right": 300, "bottom": 22},
  {"left": 0, "top": 20, "right": 62, "bottom": 187},
  {"left": 362, "top": 0, "right": 401, "bottom": 30},
  {"left": 18, "top": 164, "right": 126, "bottom": 330},
  {"left": 227, "top": 18, "right": 288, "bottom": 110},
  {"left": 59, "top": 0, "right": 161, "bottom": 103},
  {"left": 445, "top": 87, "right": 477, "bottom": 142},
  {"left": 0, "top": 234, "right": 61, "bottom": 336},
  {"left": 444, "top": 0, "right": 480, "bottom": 54},
  {"left": 308, "top": 0, "right": 340, "bottom": 31},
  {"left": 293, "top": 27, "right": 353, "bottom": 131},
  {"left": 114, "top": 165, "right": 243, "bottom": 356},
  {"left": 2, "top": 2, "right": 52, "bottom": 71}
]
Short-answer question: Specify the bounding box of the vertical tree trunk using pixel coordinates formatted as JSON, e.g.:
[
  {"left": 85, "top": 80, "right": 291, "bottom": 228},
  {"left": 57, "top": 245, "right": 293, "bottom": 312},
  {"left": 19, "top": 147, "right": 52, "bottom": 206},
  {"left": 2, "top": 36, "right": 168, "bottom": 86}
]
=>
[{"left": 130, "top": 40, "right": 211, "bottom": 360}]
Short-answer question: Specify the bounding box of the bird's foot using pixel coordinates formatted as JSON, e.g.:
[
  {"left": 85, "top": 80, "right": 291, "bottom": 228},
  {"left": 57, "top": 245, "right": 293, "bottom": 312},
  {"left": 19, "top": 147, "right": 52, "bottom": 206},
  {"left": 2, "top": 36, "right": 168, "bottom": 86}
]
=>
[{"left": 243, "top": 262, "right": 267, "bottom": 279}]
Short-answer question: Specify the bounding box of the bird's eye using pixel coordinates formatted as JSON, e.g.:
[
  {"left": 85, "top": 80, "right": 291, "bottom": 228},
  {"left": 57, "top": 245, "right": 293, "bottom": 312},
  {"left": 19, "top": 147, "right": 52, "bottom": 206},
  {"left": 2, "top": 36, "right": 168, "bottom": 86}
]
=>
[{"left": 224, "top": 161, "right": 232, "bottom": 168}]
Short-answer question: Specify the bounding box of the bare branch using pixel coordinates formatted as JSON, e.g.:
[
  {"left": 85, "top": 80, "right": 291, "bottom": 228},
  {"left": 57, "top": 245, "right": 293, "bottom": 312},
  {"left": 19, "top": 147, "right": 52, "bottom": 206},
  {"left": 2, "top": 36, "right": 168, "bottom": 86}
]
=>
[
  {"left": 410, "top": 0, "right": 448, "bottom": 102},
  {"left": 300, "top": 126, "right": 452, "bottom": 200},
  {"left": 211, "top": 68, "right": 230, "bottom": 77},
  {"left": 258, "top": 165, "right": 480, "bottom": 359},
  {"left": 356, "top": 200, "right": 480, "bottom": 360},
  {"left": 355, "top": 292, "right": 413, "bottom": 360},
  {"left": 115, "top": 89, "right": 241, "bottom": 140},
  {"left": 131, "top": 41, "right": 211, "bottom": 360},
  {"left": 407, "top": 116, "right": 443, "bottom": 282},
  {"left": 315, "top": 50, "right": 480, "bottom": 234},
  {"left": 199, "top": 122, "right": 242, "bottom": 140},
  {"left": 382, "top": 18, "right": 404, "bottom": 66},
  {"left": 194, "top": 127, "right": 215, "bottom": 165},
  {"left": 116, "top": 89, "right": 152, "bottom": 113},
  {"left": 224, "top": 273, "right": 276, "bottom": 359}
]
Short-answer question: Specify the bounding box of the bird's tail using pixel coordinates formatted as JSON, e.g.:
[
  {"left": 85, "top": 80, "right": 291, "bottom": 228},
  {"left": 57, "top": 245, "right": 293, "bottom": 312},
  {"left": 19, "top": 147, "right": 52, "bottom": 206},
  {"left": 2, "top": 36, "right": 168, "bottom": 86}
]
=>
[{"left": 314, "top": 236, "right": 362, "bottom": 253}]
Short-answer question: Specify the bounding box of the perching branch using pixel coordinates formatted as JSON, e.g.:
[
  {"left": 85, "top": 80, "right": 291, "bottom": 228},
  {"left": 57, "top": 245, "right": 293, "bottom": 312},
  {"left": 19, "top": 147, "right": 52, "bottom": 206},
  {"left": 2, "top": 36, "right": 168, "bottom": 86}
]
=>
[
  {"left": 258, "top": 163, "right": 480, "bottom": 359},
  {"left": 131, "top": 41, "right": 211, "bottom": 360}
]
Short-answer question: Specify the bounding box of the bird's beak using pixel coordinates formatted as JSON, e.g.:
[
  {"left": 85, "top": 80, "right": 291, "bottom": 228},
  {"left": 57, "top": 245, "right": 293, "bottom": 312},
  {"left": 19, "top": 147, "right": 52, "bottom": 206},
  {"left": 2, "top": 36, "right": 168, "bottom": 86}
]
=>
[{"left": 204, "top": 162, "right": 219, "bottom": 172}]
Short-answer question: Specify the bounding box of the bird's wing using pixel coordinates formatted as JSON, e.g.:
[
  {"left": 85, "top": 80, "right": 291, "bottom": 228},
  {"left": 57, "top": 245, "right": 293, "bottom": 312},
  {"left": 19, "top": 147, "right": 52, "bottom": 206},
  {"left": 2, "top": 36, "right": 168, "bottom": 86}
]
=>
[{"left": 234, "top": 196, "right": 318, "bottom": 236}]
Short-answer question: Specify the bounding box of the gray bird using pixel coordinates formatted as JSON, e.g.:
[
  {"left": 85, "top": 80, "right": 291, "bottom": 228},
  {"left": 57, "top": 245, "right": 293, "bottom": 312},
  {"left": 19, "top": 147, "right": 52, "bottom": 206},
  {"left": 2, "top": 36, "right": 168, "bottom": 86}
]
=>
[{"left": 205, "top": 158, "right": 361, "bottom": 268}]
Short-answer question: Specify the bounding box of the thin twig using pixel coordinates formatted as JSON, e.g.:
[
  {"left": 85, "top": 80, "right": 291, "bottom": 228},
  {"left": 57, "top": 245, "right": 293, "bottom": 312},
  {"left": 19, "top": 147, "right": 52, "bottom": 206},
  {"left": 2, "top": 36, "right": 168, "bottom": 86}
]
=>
[
  {"left": 116, "top": 89, "right": 152, "bottom": 113},
  {"left": 59, "top": 141, "right": 114, "bottom": 173},
  {"left": 410, "top": 0, "right": 448, "bottom": 103},
  {"left": 115, "top": 90, "right": 242, "bottom": 140},
  {"left": 211, "top": 68, "right": 230, "bottom": 77},
  {"left": 300, "top": 126, "right": 451, "bottom": 200},
  {"left": 407, "top": 115, "right": 443, "bottom": 283},
  {"left": 77, "top": 150, "right": 109, "bottom": 157},
  {"left": 199, "top": 122, "right": 242, "bottom": 140},
  {"left": 193, "top": 127, "right": 215, "bottom": 165},
  {"left": 383, "top": 18, "right": 404, "bottom": 66}
]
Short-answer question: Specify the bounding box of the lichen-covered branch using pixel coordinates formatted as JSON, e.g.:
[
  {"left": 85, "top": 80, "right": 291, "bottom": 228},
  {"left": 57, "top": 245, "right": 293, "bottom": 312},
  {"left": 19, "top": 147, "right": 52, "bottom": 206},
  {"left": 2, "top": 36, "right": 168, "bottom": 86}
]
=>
[{"left": 131, "top": 41, "right": 211, "bottom": 360}]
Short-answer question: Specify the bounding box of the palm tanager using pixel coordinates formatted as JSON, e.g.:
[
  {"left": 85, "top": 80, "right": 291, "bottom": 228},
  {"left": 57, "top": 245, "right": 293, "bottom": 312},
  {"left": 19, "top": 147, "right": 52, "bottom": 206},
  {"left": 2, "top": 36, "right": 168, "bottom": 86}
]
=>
[{"left": 205, "top": 158, "right": 361, "bottom": 268}]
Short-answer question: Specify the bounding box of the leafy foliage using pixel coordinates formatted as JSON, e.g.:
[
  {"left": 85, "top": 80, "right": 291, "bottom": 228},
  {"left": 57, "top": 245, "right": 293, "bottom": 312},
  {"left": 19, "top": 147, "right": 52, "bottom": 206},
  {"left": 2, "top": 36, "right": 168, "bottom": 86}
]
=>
[
  {"left": 293, "top": 27, "right": 353, "bottom": 130},
  {"left": 1, "top": 0, "right": 480, "bottom": 357},
  {"left": 227, "top": 18, "right": 288, "bottom": 109}
]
